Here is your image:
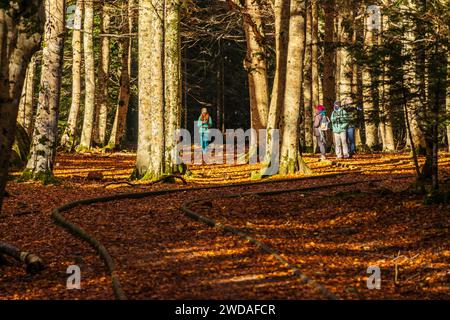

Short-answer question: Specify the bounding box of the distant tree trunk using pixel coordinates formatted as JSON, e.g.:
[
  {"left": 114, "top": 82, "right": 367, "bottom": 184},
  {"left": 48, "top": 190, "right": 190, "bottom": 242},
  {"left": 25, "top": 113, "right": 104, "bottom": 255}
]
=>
[
  {"left": 243, "top": 0, "right": 269, "bottom": 154},
  {"left": 94, "top": 2, "right": 110, "bottom": 146},
  {"left": 60, "top": 0, "right": 83, "bottom": 151},
  {"left": 303, "top": 0, "right": 313, "bottom": 151},
  {"left": 362, "top": 13, "right": 379, "bottom": 149},
  {"left": 135, "top": 0, "right": 164, "bottom": 179},
  {"left": 447, "top": 53, "right": 450, "bottom": 152},
  {"left": 310, "top": 0, "right": 320, "bottom": 152},
  {"left": 17, "top": 53, "right": 38, "bottom": 136},
  {"left": 0, "top": 3, "right": 43, "bottom": 213},
  {"left": 261, "top": 0, "right": 290, "bottom": 175},
  {"left": 216, "top": 40, "right": 225, "bottom": 132},
  {"left": 78, "top": 0, "right": 95, "bottom": 151},
  {"left": 164, "top": 0, "right": 181, "bottom": 173},
  {"left": 378, "top": 15, "right": 395, "bottom": 151},
  {"left": 108, "top": 0, "right": 133, "bottom": 150},
  {"left": 279, "top": 0, "right": 311, "bottom": 175},
  {"left": 24, "top": 0, "right": 65, "bottom": 182},
  {"left": 322, "top": 0, "right": 336, "bottom": 113}
]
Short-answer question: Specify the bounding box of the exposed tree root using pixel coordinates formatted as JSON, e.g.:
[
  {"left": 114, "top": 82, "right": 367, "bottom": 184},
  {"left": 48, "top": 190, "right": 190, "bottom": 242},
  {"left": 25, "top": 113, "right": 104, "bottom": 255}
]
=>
[
  {"left": 0, "top": 242, "right": 44, "bottom": 274},
  {"left": 49, "top": 172, "right": 353, "bottom": 299},
  {"left": 180, "top": 175, "right": 413, "bottom": 299}
]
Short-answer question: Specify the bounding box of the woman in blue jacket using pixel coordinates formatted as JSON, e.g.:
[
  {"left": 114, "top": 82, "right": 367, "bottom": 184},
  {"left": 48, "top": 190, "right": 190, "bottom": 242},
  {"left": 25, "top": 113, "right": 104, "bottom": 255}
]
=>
[{"left": 197, "top": 108, "right": 212, "bottom": 153}]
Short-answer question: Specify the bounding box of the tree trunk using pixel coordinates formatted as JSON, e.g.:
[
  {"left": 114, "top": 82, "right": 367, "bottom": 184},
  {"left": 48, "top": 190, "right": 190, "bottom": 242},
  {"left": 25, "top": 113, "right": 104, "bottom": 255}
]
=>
[
  {"left": 261, "top": 0, "right": 290, "bottom": 175},
  {"left": 322, "top": 0, "right": 336, "bottom": 113},
  {"left": 362, "top": 13, "right": 379, "bottom": 149},
  {"left": 378, "top": 15, "right": 395, "bottom": 151},
  {"left": 279, "top": 0, "right": 311, "bottom": 175},
  {"left": 164, "top": 0, "right": 181, "bottom": 173},
  {"left": 0, "top": 3, "right": 43, "bottom": 213},
  {"left": 243, "top": 0, "right": 269, "bottom": 154},
  {"left": 24, "top": 0, "right": 65, "bottom": 182},
  {"left": 135, "top": 0, "right": 164, "bottom": 179},
  {"left": 310, "top": 0, "right": 320, "bottom": 152},
  {"left": 108, "top": 0, "right": 133, "bottom": 150},
  {"left": 78, "top": 0, "right": 95, "bottom": 151},
  {"left": 60, "top": 0, "right": 83, "bottom": 151},
  {"left": 447, "top": 53, "right": 450, "bottom": 152},
  {"left": 303, "top": 0, "right": 313, "bottom": 151},
  {"left": 94, "top": 2, "right": 111, "bottom": 146},
  {"left": 17, "top": 53, "right": 38, "bottom": 136}
]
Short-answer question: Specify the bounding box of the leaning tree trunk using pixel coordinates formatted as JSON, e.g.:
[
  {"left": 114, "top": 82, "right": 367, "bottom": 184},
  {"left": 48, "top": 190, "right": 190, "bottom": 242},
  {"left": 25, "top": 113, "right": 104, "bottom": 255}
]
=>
[
  {"left": 60, "top": 0, "right": 83, "bottom": 151},
  {"left": 94, "top": 2, "right": 111, "bottom": 146},
  {"left": 78, "top": 0, "right": 95, "bottom": 151},
  {"left": 164, "top": 0, "right": 182, "bottom": 174},
  {"left": 135, "top": 0, "right": 165, "bottom": 179},
  {"left": 0, "top": 2, "right": 43, "bottom": 213},
  {"left": 243, "top": 0, "right": 269, "bottom": 155},
  {"left": 322, "top": 0, "right": 336, "bottom": 113},
  {"left": 279, "top": 0, "right": 311, "bottom": 175},
  {"left": 261, "top": 0, "right": 290, "bottom": 176},
  {"left": 17, "top": 53, "right": 38, "bottom": 136},
  {"left": 24, "top": 0, "right": 65, "bottom": 183},
  {"left": 108, "top": 0, "right": 133, "bottom": 150}
]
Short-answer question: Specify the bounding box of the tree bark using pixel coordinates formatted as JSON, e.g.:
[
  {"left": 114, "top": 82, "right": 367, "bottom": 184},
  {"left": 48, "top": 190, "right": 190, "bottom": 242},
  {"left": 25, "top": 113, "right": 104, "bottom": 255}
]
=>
[
  {"left": 0, "top": 2, "right": 43, "bottom": 213},
  {"left": 261, "top": 0, "right": 290, "bottom": 174},
  {"left": 135, "top": 0, "right": 165, "bottom": 179},
  {"left": 108, "top": 0, "right": 133, "bottom": 150},
  {"left": 60, "top": 0, "right": 83, "bottom": 151},
  {"left": 303, "top": 0, "right": 313, "bottom": 151},
  {"left": 164, "top": 0, "right": 181, "bottom": 173},
  {"left": 24, "top": 0, "right": 65, "bottom": 182},
  {"left": 322, "top": 0, "right": 336, "bottom": 113},
  {"left": 243, "top": 0, "right": 269, "bottom": 154},
  {"left": 79, "top": 0, "right": 95, "bottom": 150},
  {"left": 362, "top": 12, "right": 379, "bottom": 149},
  {"left": 279, "top": 0, "right": 311, "bottom": 175},
  {"left": 17, "top": 53, "right": 38, "bottom": 136},
  {"left": 94, "top": 1, "right": 111, "bottom": 146}
]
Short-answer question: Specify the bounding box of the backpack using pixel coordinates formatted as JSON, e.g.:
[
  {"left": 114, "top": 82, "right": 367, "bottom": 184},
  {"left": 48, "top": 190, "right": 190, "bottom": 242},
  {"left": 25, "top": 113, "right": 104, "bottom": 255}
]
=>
[{"left": 319, "top": 115, "right": 330, "bottom": 131}]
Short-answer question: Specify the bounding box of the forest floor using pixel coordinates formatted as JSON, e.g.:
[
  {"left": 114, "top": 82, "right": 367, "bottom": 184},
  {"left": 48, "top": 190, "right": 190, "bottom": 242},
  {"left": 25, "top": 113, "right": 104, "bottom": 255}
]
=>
[{"left": 1, "top": 150, "right": 449, "bottom": 299}]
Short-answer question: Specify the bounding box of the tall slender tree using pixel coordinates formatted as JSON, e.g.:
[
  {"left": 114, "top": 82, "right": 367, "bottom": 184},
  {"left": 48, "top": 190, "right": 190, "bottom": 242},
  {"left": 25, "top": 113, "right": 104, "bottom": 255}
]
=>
[
  {"left": 164, "top": 0, "right": 182, "bottom": 173},
  {"left": 94, "top": 1, "right": 111, "bottom": 146},
  {"left": 279, "top": 0, "right": 311, "bottom": 174},
  {"left": 24, "top": 0, "right": 65, "bottom": 182},
  {"left": 60, "top": 0, "right": 83, "bottom": 150},
  {"left": 0, "top": 1, "right": 44, "bottom": 212},
  {"left": 135, "top": 0, "right": 165, "bottom": 179},
  {"left": 78, "top": 0, "right": 95, "bottom": 150},
  {"left": 108, "top": 0, "right": 134, "bottom": 150},
  {"left": 17, "top": 53, "right": 38, "bottom": 136},
  {"left": 322, "top": 0, "right": 336, "bottom": 112}
]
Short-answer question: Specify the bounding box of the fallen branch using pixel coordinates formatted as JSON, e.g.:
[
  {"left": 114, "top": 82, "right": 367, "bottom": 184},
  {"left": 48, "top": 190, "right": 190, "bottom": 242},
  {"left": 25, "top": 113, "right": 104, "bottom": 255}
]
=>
[{"left": 0, "top": 242, "right": 44, "bottom": 274}]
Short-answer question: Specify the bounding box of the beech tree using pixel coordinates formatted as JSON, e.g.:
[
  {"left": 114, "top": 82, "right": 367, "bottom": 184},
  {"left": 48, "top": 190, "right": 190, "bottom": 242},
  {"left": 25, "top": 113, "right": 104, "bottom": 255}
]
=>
[
  {"left": 24, "top": 0, "right": 65, "bottom": 182},
  {"left": 0, "top": 1, "right": 44, "bottom": 212},
  {"left": 17, "top": 53, "right": 38, "bottom": 136},
  {"left": 60, "top": 0, "right": 83, "bottom": 150},
  {"left": 78, "top": 0, "right": 95, "bottom": 150}
]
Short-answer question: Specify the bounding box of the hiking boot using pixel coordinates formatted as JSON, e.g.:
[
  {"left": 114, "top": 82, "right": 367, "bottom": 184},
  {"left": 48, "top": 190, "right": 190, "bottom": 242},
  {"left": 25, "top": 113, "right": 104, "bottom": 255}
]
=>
[{"left": 320, "top": 155, "right": 326, "bottom": 161}]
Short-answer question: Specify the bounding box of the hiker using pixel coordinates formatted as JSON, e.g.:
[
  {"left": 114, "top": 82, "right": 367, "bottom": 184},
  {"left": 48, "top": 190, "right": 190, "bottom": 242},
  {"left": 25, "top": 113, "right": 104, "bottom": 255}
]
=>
[
  {"left": 197, "top": 107, "right": 212, "bottom": 153},
  {"left": 313, "top": 105, "right": 329, "bottom": 160},
  {"left": 341, "top": 97, "right": 361, "bottom": 157},
  {"left": 330, "top": 100, "right": 350, "bottom": 159}
]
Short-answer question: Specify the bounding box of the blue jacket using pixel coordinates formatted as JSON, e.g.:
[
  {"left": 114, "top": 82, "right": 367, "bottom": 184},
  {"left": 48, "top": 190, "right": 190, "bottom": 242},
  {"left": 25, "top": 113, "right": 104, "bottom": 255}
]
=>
[{"left": 197, "top": 115, "right": 212, "bottom": 133}]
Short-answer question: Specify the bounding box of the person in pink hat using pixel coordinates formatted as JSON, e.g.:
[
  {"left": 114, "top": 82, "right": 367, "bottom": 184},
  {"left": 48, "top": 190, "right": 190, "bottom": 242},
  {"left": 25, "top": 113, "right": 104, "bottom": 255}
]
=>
[{"left": 313, "top": 105, "right": 330, "bottom": 160}]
